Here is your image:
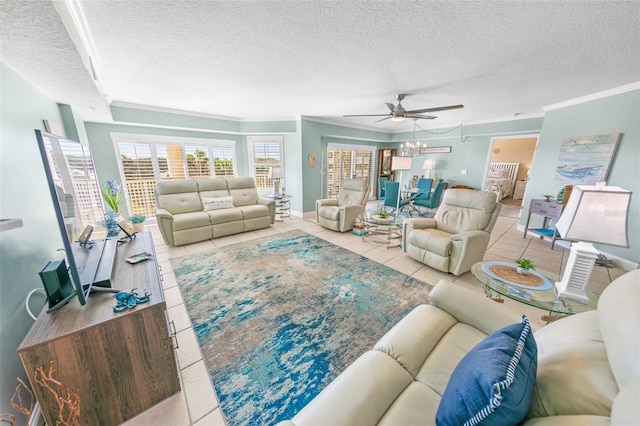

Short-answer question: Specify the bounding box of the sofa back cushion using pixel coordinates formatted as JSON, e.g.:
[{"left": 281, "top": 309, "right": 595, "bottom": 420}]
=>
[
  {"left": 337, "top": 179, "right": 369, "bottom": 207},
  {"left": 227, "top": 177, "right": 259, "bottom": 207},
  {"left": 528, "top": 310, "right": 618, "bottom": 418},
  {"left": 597, "top": 269, "right": 640, "bottom": 390},
  {"left": 435, "top": 189, "right": 498, "bottom": 234},
  {"left": 197, "top": 178, "right": 231, "bottom": 200},
  {"left": 156, "top": 180, "right": 202, "bottom": 214}
]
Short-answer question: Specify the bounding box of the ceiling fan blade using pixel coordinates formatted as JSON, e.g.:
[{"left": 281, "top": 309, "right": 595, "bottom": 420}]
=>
[
  {"left": 405, "top": 104, "right": 464, "bottom": 114},
  {"left": 375, "top": 116, "right": 392, "bottom": 123},
  {"left": 343, "top": 114, "right": 392, "bottom": 117},
  {"left": 385, "top": 103, "right": 396, "bottom": 112},
  {"left": 406, "top": 114, "right": 437, "bottom": 120}
]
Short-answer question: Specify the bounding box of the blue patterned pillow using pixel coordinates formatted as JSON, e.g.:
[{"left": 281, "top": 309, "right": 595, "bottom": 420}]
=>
[{"left": 436, "top": 316, "right": 538, "bottom": 426}]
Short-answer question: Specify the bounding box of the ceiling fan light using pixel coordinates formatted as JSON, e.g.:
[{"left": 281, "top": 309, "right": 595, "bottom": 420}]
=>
[{"left": 390, "top": 116, "right": 405, "bottom": 122}]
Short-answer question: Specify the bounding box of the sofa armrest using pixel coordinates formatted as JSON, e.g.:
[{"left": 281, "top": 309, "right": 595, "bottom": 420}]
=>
[
  {"left": 316, "top": 198, "right": 338, "bottom": 222},
  {"left": 316, "top": 198, "right": 338, "bottom": 207},
  {"left": 612, "top": 377, "right": 640, "bottom": 426},
  {"left": 338, "top": 204, "right": 365, "bottom": 232},
  {"left": 258, "top": 198, "right": 276, "bottom": 224},
  {"left": 155, "top": 208, "right": 175, "bottom": 246},
  {"left": 428, "top": 279, "right": 523, "bottom": 335},
  {"left": 448, "top": 230, "right": 491, "bottom": 276}
]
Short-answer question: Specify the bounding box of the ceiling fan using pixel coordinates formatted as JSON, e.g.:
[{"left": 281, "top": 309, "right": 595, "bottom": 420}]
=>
[{"left": 344, "top": 94, "right": 463, "bottom": 123}]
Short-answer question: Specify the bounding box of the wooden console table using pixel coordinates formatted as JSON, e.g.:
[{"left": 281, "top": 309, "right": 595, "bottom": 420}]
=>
[
  {"left": 18, "top": 232, "right": 180, "bottom": 425},
  {"left": 523, "top": 199, "right": 566, "bottom": 249}
]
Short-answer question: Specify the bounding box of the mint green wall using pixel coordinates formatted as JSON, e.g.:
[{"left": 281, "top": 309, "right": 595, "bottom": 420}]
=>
[
  {"left": 523, "top": 90, "right": 639, "bottom": 263},
  {"left": 85, "top": 123, "right": 251, "bottom": 217},
  {"left": 0, "top": 63, "right": 66, "bottom": 414},
  {"left": 300, "top": 119, "right": 391, "bottom": 212},
  {"left": 388, "top": 118, "right": 543, "bottom": 189}
]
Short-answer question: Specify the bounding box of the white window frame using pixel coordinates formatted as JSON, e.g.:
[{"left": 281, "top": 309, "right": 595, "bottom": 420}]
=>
[
  {"left": 326, "top": 142, "right": 375, "bottom": 199},
  {"left": 247, "top": 135, "right": 284, "bottom": 194},
  {"left": 111, "top": 133, "right": 237, "bottom": 219}
]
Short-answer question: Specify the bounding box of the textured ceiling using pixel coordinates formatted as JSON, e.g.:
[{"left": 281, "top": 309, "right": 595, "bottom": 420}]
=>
[{"left": 2, "top": 1, "right": 639, "bottom": 132}]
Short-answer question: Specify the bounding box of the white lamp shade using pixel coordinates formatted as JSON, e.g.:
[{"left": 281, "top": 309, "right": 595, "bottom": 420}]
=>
[
  {"left": 422, "top": 159, "right": 435, "bottom": 170},
  {"left": 268, "top": 166, "right": 283, "bottom": 179},
  {"left": 391, "top": 156, "right": 412, "bottom": 171},
  {"left": 555, "top": 185, "right": 631, "bottom": 247}
]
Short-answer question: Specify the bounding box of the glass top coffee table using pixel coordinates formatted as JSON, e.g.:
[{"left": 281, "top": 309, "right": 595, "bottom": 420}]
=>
[
  {"left": 362, "top": 214, "right": 404, "bottom": 249},
  {"left": 471, "top": 262, "right": 599, "bottom": 323}
]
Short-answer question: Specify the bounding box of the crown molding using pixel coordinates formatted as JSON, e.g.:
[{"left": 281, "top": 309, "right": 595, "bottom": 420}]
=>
[
  {"left": 110, "top": 101, "right": 296, "bottom": 123},
  {"left": 544, "top": 82, "right": 640, "bottom": 111}
]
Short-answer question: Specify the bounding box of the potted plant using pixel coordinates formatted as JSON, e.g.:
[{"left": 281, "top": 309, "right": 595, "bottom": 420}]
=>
[
  {"left": 130, "top": 214, "right": 146, "bottom": 233},
  {"left": 100, "top": 179, "right": 123, "bottom": 237},
  {"left": 373, "top": 208, "right": 393, "bottom": 223},
  {"left": 376, "top": 209, "right": 389, "bottom": 218},
  {"left": 515, "top": 258, "right": 535, "bottom": 275}
]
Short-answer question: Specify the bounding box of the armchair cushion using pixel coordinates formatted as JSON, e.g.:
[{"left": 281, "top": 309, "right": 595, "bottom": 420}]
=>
[
  {"left": 403, "top": 189, "right": 501, "bottom": 276},
  {"left": 337, "top": 179, "right": 368, "bottom": 207},
  {"left": 435, "top": 189, "right": 498, "bottom": 234},
  {"left": 407, "top": 228, "right": 451, "bottom": 256},
  {"left": 436, "top": 316, "right": 537, "bottom": 426},
  {"left": 316, "top": 179, "right": 369, "bottom": 232}
]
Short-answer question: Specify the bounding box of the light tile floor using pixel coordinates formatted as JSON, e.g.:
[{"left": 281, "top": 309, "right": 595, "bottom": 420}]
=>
[{"left": 121, "top": 209, "right": 628, "bottom": 426}]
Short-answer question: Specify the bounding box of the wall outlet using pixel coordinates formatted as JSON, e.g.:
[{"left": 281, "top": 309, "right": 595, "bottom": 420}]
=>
[{"left": 461, "top": 169, "right": 468, "bottom": 175}]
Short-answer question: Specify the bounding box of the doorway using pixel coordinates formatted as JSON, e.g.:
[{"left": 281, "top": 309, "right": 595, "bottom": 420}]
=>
[{"left": 486, "top": 135, "right": 538, "bottom": 217}]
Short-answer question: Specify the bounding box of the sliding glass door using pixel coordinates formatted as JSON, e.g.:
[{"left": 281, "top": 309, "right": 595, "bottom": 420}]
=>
[{"left": 326, "top": 143, "right": 374, "bottom": 199}]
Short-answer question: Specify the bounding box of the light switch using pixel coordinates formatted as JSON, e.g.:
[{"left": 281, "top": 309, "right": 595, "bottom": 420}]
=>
[{"left": 461, "top": 169, "right": 468, "bottom": 175}]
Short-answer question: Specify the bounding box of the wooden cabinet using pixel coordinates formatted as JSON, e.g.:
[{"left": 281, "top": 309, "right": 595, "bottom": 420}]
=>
[
  {"left": 18, "top": 233, "right": 180, "bottom": 425},
  {"left": 524, "top": 199, "right": 566, "bottom": 249}
]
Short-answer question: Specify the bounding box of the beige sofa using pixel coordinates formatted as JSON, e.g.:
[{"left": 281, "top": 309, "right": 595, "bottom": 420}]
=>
[
  {"left": 155, "top": 177, "right": 275, "bottom": 246},
  {"left": 403, "top": 189, "right": 502, "bottom": 276},
  {"left": 278, "top": 269, "right": 639, "bottom": 425}
]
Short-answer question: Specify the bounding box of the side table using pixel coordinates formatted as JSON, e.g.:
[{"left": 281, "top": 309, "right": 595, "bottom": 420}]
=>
[
  {"left": 471, "top": 262, "right": 598, "bottom": 324},
  {"left": 268, "top": 194, "right": 292, "bottom": 221},
  {"left": 523, "top": 198, "right": 566, "bottom": 249}
]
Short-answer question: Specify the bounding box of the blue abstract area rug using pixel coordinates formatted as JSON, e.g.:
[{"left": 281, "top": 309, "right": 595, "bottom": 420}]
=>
[{"left": 171, "top": 230, "right": 432, "bottom": 426}]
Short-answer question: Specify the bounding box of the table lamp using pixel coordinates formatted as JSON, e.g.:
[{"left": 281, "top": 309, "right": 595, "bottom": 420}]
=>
[
  {"left": 422, "top": 159, "right": 436, "bottom": 178},
  {"left": 391, "top": 156, "right": 412, "bottom": 223},
  {"left": 268, "top": 166, "right": 283, "bottom": 196},
  {"left": 554, "top": 184, "right": 631, "bottom": 303}
]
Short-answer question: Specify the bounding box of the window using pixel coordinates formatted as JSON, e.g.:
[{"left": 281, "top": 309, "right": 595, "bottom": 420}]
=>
[
  {"left": 113, "top": 134, "right": 236, "bottom": 220},
  {"left": 326, "top": 143, "right": 375, "bottom": 199},
  {"left": 248, "top": 136, "right": 283, "bottom": 192}
]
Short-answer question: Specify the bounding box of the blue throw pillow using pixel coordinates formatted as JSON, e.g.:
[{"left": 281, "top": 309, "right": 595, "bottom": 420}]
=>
[{"left": 436, "top": 316, "right": 537, "bottom": 426}]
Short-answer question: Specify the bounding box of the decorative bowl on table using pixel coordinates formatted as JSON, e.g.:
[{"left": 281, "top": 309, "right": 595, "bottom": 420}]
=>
[{"left": 372, "top": 214, "right": 394, "bottom": 223}]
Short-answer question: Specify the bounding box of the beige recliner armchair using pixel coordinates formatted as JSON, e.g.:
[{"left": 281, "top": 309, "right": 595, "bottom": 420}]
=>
[
  {"left": 403, "top": 189, "right": 501, "bottom": 276},
  {"left": 316, "top": 179, "right": 370, "bottom": 232}
]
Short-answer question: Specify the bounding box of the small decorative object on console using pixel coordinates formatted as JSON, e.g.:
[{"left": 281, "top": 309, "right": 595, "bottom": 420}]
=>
[
  {"left": 113, "top": 289, "right": 151, "bottom": 313},
  {"left": 125, "top": 252, "right": 153, "bottom": 264}
]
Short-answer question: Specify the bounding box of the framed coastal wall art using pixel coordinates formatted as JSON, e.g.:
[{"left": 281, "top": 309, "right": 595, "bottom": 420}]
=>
[{"left": 554, "top": 133, "right": 621, "bottom": 184}]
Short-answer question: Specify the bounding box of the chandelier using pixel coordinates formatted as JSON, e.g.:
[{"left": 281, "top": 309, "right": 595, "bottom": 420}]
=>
[{"left": 399, "top": 122, "right": 428, "bottom": 156}]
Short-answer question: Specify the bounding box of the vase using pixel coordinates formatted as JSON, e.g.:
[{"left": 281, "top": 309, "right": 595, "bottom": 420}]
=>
[
  {"left": 517, "top": 267, "right": 530, "bottom": 275},
  {"left": 105, "top": 211, "right": 120, "bottom": 238},
  {"left": 132, "top": 222, "right": 145, "bottom": 233}
]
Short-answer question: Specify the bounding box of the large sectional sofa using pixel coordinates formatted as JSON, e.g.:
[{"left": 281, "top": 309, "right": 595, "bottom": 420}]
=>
[
  {"left": 155, "top": 177, "right": 275, "bottom": 246},
  {"left": 278, "top": 269, "right": 639, "bottom": 425}
]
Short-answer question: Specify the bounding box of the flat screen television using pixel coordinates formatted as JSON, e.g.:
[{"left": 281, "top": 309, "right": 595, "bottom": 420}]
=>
[{"left": 35, "top": 130, "right": 115, "bottom": 306}]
